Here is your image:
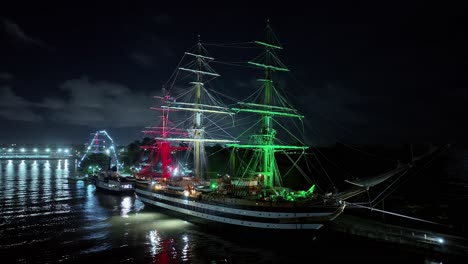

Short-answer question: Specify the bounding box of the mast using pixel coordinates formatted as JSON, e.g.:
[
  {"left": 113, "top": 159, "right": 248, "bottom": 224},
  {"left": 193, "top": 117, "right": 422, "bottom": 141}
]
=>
[
  {"left": 227, "top": 21, "right": 308, "bottom": 188},
  {"left": 193, "top": 38, "right": 204, "bottom": 179},
  {"left": 140, "top": 91, "right": 188, "bottom": 179},
  {"left": 159, "top": 36, "right": 238, "bottom": 179}
]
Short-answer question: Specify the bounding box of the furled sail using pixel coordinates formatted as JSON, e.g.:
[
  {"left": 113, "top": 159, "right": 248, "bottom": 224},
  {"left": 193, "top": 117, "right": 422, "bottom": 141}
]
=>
[
  {"left": 344, "top": 145, "right": 440, "bottom": 189},
  {"left": 344, "top": 162, "right": 409, "bottom": 188}
]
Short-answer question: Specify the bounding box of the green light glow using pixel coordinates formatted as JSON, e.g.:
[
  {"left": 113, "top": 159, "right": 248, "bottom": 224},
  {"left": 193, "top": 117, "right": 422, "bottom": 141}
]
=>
[
  {"left": 277, "top": 185, "right": 315, "bottom": 201},
  {"left": 237, "top": 102, "right": 297, "bottom": 112},
  {"left": 157, "top": 138, "right": 239, "bottom": 143},
  {"left": 164, "top": 106, "right": 234, "bottom": 115},
  {"left": 256, "top": 78, "right": 273, "bottom": 83},
  {"left": 231, "top": 108, "right": 303, "bottom": 118},
  {"left": 254, "top": 41, "right": 283, "bottom": 50},
  {"left": 168, "top": 102, "right": 229, "bottom": 110},
  {"left": 227, "top": 144, "right": 308, "bottom": 150},
  {"left": 247, "top": 62, "right": 289, "bottom": 72}
]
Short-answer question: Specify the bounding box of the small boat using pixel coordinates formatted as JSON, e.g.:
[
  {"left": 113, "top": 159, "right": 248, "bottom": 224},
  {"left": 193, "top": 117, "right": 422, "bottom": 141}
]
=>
[
  {"left": 116, "top": 172, "right": 137, "bottom": 182},
  {"left": 135, "top": 178, "right": 151, "bottom": 184},
  {"left": 94, "top": 171, "right": 135, "bottom": 194}
]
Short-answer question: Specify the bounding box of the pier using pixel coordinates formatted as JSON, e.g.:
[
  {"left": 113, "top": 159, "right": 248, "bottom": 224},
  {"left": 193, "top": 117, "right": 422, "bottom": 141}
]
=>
[
  {"left": 0, "top": 147, "right": 74, "bottom": 159},
  {"left": 328, "top": 213, "right": 468, "bottom": 258}
]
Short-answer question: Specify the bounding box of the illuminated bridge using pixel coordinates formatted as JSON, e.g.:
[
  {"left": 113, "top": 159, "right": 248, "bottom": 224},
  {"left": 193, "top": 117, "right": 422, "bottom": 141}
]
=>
[{"left": 0, "top": 147, "right": 74, "bottom": 159}]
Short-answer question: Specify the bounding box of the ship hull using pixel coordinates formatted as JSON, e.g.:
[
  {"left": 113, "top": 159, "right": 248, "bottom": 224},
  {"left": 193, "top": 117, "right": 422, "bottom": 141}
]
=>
[
  {"left": 94, "top": 178, "right": 135, "bottom": 195},
  {"left": 135, "top": 186, "right": 344, "bottom": 230}
]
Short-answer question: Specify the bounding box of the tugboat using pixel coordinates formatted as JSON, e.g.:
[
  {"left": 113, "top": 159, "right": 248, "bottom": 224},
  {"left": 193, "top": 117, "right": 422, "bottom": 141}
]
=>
[{"left": 93, "top": 166, "right": 135, "bottom": 195}]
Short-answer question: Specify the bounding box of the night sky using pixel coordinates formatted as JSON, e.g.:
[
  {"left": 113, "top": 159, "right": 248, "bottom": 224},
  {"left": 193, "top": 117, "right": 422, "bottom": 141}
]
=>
[{"left": 1, "top": 1, "right": 466, "bottom": 146}]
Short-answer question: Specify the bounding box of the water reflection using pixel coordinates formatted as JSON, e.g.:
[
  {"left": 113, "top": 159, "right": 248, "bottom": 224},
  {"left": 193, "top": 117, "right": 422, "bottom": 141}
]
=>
[
  {"left": 5, "top": 160, "right": 14, "bottom": 201},
  {"left": 120, "top": 196, "right": 132, "bottom": 218},
  {"left": 148, "top": 230, "right": 162, "bottom": 256},
  {"left": 147, "top": 230, "right": 174, "bottom": 263},
  {"left": 17, "top": 160, "right": 27, "bottom": 205},
  {"left": 44, "top": 160, "right": 51, "bottom": 199},
  {"left": 30, "top": 161, "right": 39, "bottom": 203},
  {"left": 181, "top": 234, "right": 190, "bottom": 262},
  {"left": 54, "top": 159, "right": 70, "bottom": 200},
  {"left": 0, "top": 158, "right": 447, "bottom": 263}
]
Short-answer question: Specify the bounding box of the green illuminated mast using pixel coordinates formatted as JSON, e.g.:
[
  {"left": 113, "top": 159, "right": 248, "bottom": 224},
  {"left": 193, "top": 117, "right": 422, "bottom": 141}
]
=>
[{"left": 227, "top": 21, "right": 308, "bottom": 188}]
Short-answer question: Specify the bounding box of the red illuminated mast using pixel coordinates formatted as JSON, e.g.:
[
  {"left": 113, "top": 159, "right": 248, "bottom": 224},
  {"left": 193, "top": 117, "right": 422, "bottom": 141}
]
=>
[{"left": 138, "top": 92, "right": 187, "bottom": 179}]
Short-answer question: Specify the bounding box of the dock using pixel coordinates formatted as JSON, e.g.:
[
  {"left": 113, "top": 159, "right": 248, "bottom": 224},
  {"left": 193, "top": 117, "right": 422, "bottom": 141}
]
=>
[{"left": 327, "top": 213, "right": 468, "bottom": 258}]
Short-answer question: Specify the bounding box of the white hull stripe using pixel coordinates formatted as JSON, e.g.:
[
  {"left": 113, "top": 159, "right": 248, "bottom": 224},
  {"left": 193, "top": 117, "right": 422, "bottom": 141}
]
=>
[
  {"left": 96, "top": 182, "right": 134, "bottom": 192},
  {"left": 138, "top": 196, "right": 323, "bottom": 230},
  {"left": 136, "top": 189, "right": 337, "bottom": 219}
]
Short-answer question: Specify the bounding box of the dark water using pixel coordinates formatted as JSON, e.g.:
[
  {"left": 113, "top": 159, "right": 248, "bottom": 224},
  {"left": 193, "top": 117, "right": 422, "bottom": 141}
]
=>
[{"left": 0, "top": 157, "right": 465, "bottom": 263}]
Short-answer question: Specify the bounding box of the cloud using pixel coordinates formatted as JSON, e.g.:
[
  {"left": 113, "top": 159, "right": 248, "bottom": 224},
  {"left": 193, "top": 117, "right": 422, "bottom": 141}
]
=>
[
  {"left": 292, "top": 83, "right": 393, "bottom": 145},
  {"left": 36, "top": 76, "right": 156, "bottom": 128},
  {"left": 301, "top": 83, "right": 379, "bottom": 124},
  {"left": 2, "top": 18, "right": 48, "bottom": 48},
  {"left": 0, "top": 86, "right": 44, "bottom": 122},
  {"left": 129, "top": 52, "right": 154, "bottom": 68},
  {"left": 0, "top": 72, "right": 13, "bottom": 80},
  {"left": 0, "top": 77, "right": 161, "bottom": 129},
  {"left": 149, "top": 36, "right": 176, "bottom": 58},
  {"left": 152, "top": 14, "right": 172, "bottom": 25},
  {"left": 295, "top": 81, "right": 455, "bottom": 145}
]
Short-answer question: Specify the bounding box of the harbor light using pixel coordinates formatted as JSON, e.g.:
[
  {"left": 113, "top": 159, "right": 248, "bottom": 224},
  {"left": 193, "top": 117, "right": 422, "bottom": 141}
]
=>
[
  {"left": 20, "top": 148, "right": 25, "bottom": 152},
  {"left": 33, "top": 148, "right": 38, "bottom": 152},
  {"left": 46, "top": 148, "right": 50, "bottom": 152}
]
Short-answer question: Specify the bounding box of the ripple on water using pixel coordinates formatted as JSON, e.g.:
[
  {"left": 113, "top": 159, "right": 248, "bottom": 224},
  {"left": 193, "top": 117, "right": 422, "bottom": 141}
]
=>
[{"left": 80, "top": 243, "right": 112, "bottom": 254}]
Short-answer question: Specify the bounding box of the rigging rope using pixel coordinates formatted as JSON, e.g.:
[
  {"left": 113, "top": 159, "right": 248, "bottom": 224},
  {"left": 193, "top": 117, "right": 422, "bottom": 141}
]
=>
[
  {"left": 164, "top": 54, "right": 186, "bottom": 91},
  {"left": 202, "top": 41, "right": 256, "bottom": 46},
  {"left": 369, "top": 145, "right": 450, "bottom": 207},
  {"left": 211, "top": 60, "right": 259, "bottom": 69},
  {"left": 345, "top": 202, "right": 450, "bottom": 227}
]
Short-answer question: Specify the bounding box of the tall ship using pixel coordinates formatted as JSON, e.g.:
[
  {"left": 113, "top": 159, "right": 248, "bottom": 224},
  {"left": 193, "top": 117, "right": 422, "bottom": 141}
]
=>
[{"left": 134, "top": 23, "right": 423, "bottom": 230}]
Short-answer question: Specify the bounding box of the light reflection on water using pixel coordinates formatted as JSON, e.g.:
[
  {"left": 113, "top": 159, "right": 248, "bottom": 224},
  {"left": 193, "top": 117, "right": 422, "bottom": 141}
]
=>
[
  {"left": 5, "top": 160, "right": 14, "bottom": 201},
  {"left": 120, "top": 196, "right": 132, "bottom": 218},
  {"left": 0, "top": 159, "right": 453, "bottom": 263}
]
